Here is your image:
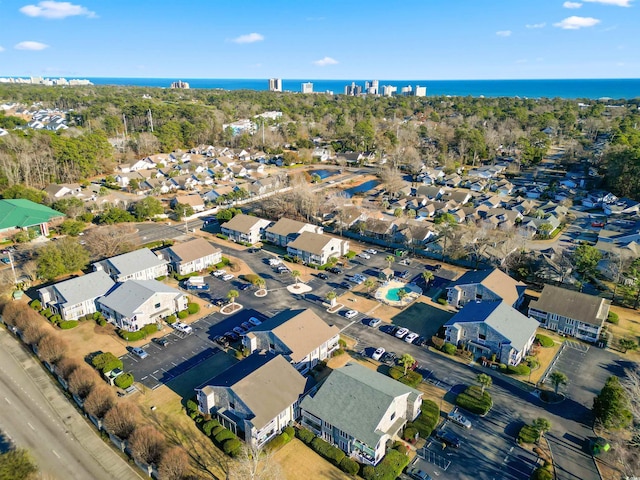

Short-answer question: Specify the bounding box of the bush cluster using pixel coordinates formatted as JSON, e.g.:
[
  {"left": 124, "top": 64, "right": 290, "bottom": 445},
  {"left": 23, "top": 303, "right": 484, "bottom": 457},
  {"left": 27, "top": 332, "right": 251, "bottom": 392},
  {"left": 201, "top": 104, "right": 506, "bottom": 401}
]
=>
[
  {"left": 216, "top": 233, "right": 228, "bottom": 240},
  {"left": 535, "top": 334, "right": 555, "bottom": 348},
  {"left": 607, "top": 311, "right": 619, "bottom": 325},
  {"left": 363, "top": 446, "right": 409, "bottom": 480},
  {"left": 517, "top": 424, "right": 539, "bottom": 444},
  {"left": 177, "top": 310, "right": 188, "bottom": 320},
  {"left": 58, "top": 320, "right": 78, "bottom": 329},
  {"left": 265, "top": 431, "right": 291, "bottom": 452},
  {"left": 114, "top": 373, "right": 134, "bottom": 389},
  {"left": 504, "top": 363, "right": 531, "bottom": 376},
  {"left": 187, "top": 303, "right": 200, "bottom": 315},
  {"left": 295, "top": 427, "right": 315, "bottom": 444},
  {"left": 387, "top": 366, "right": 422, "bottom": 388},
  {"left": 310, "top": 437, "right": 345, "bottom": 466},
  {"left": 118, "top": 323, "right": 158, "bottom": 341},
  {"left": 91, "top": 352, "right": 123, "bottom": 374},
  {"left": 165, "top": 314, "right": 177, "bottom": 324},
  {"left": 411, "top": 400, "right": 439, "bottom": 438},
  {"left": 456, "top": 386, "right": 492, "bottom": 415},
  {"left": 442, "top": 343, "right": 457, "bottom": 355}
]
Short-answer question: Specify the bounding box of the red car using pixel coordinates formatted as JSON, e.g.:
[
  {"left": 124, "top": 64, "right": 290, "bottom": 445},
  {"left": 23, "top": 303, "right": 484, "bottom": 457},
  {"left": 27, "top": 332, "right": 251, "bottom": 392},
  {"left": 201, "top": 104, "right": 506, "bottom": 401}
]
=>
[{"left": 592, "top": 222, "right": 605, "bottom": 228}]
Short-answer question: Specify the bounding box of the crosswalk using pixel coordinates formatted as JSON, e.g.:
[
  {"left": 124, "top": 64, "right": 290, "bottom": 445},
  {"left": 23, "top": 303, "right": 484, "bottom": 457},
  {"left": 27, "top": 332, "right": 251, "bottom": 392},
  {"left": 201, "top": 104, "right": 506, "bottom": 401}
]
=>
[{"left": 564, "top": 340, "right": 589, "bottom": 352}]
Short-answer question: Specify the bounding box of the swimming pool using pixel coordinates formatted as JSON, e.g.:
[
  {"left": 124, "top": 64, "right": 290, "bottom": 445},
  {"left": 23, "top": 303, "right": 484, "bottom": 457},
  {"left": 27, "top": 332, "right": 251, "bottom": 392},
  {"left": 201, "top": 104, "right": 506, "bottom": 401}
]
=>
[{"left": 386, "top": 287, "right": 404, "bottom": 302}]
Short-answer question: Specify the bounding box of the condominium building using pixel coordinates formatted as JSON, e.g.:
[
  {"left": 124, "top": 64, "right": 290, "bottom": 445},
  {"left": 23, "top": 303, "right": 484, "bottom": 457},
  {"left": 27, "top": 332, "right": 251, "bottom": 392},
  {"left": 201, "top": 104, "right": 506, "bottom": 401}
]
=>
[
  {"left": 268, "top": 78, "right": 282, "bottom": 92},
  {"left": 301, "top": 82, "right": 314, "bottom": 94}
]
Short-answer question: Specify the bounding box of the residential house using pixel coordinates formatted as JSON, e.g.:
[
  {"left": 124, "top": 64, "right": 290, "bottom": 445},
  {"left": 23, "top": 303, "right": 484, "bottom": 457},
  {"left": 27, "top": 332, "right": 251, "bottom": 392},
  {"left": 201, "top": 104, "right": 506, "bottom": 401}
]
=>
[
  {"left": 521, "top": 214, "right": 560, "bottom": 236},
  {"left": 97, "top": 280, "right": 187, "bottom": 331},
  {"left": 447, "top": 268, "right": 526, "bottom": 308},
  {"left": 442, "top": 174, "right": 462, "bottom": 188},
  {"left": 171, "top": 194, "right": 205, "bottom": 213},
  {"left": 242, "top": 309, "right": 340, "bottom": 374},
  {"left": 42, "top": 183, "right": 82, "bottom": 201},
  {"left": 300, "top": 363, "right": 422, "bottom": 466},
  {"left": 362, "top": 218, "right": 397, "bottom": 241},
  {"left": 248, "top": 176, "right": 286, "bottom": 196},
  {"left": 220, "top": 214, "right": 272, "bottom": 245},
  {"left": 528, "top": 285, "right": 610, "bottom": 343},
  {"left": 265, "top": 218, "right": 323, "bottom": 247},
  {"left": 115, "top": 171, "right": 146, "bottom": 189},
  {"left": 141, "top": 178, "right": 174, "bottom": 195},
  {"left": 38, "top": 271, "right": 115, "bottom": 321},
  {"left": 92, "top": 248, "right": 169, "bottom": 282},
  {"left": 160, "top": 238, "right": 222, "bottom": 275},
  {"left": 440, "top": 189, "right": 472, "bottom": 205},
  {"left": 196, "top": 352, "right": 309, "bottom": 448},
  {"left": 287, "top": 232, "right": 350, "bottom": 265},
  {"left": 415, "top": 185, "right": 445, "bottom": 200},
  {"left": 0, "top": 199, "right": 65, "bottom": 238},
  {"left": 444, "top": 300, "right": 538, "bottom": 365}
]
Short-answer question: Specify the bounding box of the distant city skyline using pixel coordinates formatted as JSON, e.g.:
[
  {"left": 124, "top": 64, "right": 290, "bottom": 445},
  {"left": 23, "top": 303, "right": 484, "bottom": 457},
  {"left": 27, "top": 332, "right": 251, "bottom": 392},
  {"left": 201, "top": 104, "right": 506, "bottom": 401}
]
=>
[{"left": 1, "top": 0, "right": 639, "bottom": 80}]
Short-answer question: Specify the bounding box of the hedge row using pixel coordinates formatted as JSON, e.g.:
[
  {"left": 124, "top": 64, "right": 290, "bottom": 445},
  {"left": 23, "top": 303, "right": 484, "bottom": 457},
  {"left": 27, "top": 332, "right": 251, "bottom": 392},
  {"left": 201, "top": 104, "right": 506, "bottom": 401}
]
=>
[
  {"left": 387, "top": 366, "right": 423, "bottom": 388},
  {"left": 114, "top": 373, "right": 134, "bottom": 389},
  {"left": 118, "top": 323, "right": 158, "bottom": 341},
  {"left": 265, "top": 431, "right": 291, "bottom": 452},
  {"left": 91, "top": 352, "right": 123, "bottom": 374},
  {"left": 517, "top": 424, "right": 539, "bottom": 444},
  {"left": 311, "top": 437, "right": 345, "bottom": 466},
  {"left": 362, "top": 447, "right": 409, "bottom": 480},
  {"left": 58, "top": 320, "right": 79, "bottom": 329},
  {"left": 411, "top": 400, "right": 439, "bottom": 438},
  {"left": 535, "top": 334, "right": 555, "bottom": 348},
  {"left": 456, "top": 386, "right": 492, "bottom": 415},
  {"left": 441, "top": 343, "right": 457, "bottom": 355}
]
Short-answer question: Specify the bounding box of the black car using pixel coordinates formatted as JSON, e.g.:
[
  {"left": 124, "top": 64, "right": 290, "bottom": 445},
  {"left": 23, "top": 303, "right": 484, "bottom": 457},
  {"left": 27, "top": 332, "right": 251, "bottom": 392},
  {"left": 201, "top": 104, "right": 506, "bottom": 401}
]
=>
[
  {"left": 398, "top": 270, "right": 411, "bottom": 279},
  {"left": 435, "top": 430, "right": 461, "bottom": 448},
  {"left": 381, "top": 352, "right": 397, "bottom": 366},
  {"left": 214, "top": 336, "right": 230, "bottom": 348},
  {"left": 213, "top": 298, "right": 227, "bottom": 307},
  {"left": 225, "top": 331, "right": 240, "bottom": 342},
  {"left": 239, "top": 283, "right": 252, "bottom": 291},
  {"left": 413, "top": 336, "right": 427, "bottom": 346},
  {"left": 387, "top": 325, "right": 400, "bottom": 336},
  {"left": 327, "top": 267, "right": 342, "bottom": 274},
  {"left": 153, "top": 337, "right": 170, "bottom": 347},
  {"left": 317, "top": 272, "right": 329, "bottom": 280},
  {"left": 340, "top": 281, "right": 353, "bottom": 290}
]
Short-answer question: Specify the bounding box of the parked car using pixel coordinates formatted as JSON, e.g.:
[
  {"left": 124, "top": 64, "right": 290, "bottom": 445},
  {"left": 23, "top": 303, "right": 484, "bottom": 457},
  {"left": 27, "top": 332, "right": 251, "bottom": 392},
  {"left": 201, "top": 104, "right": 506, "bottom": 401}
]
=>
[
  {"left": 222, "top": 274, "right": 235, "bottom": 281},
  {"left": 174, "top": 322, "right": 193, "bottom": 334},
  {"left": 395, "top": 327, "right": 409, "bottom": 339},
  {"left": 381, "top": 352, "right": 397, "bottom": 366},
  {"left": 317, "top": 272, "right": 329, "bottom": 280},
  {"left": 344, "top": 310, "right": 358, "bottom": 319},
  {"left": 365, "top": 249, "right": 378, "bottom": 255},
  {"left": 372, "top": 347, "right": 385, "bottom": 361},
  {"left": 406, "top": 466, "right": 432, "bottom": 480},
  {"left": 214, "top": 336, "right": 229, "bottom": 348},
  {"left": 352, "top": 273, "right": 366, "bottom": 282},
  {"left": 268, "top": 258, "right": 282, "bottom": 266},
  {"left": 404, "top": 332, "right": 419, "bottom": 343},
  {"left": 131, "top": 347, "right": 148, "bottom": 359},
  {"left": 248, "top": 316, "right": 262, "bottom": 327},
  {"left": 153, "top": 337, "right": 170, "bottom": 347},
  {"left": 241, "top": 321, "right": 253, "bottom": 331},
  {"left": 368, "top": 318, "right": 382, "bottom": 328},
  {"left": 358, "top": 252, "right": 371, "bottom": 260},
  {"left": 413, "top": 336, "right": 427, "bottom": 346},
  {"left": 340, "top": 281, "right": 353, "bottom": 290},
  {"left": 347, "top": 276, "right": 364, "bottom": 285},
  {"left": 434, "top": 430, "right": 461, "bottom": 448},
  {"left": 447, "top": 410, "right": 472, "bottom": 429},
  {"left": 232, "top": 326, "right": 246, "bottom": 335},
  {"left": 398, "top": 270, "right": 411, "bottom": 279},
  {"left": 592, "top": 222, "right": 605, "bottom": 228},
  {"left": 212, "top": 269, "right": 226, "bottom": 277},
  {"left": 213, "top": 298, "right": 227, "bottom": 307},
  {"left": 225, "top": 331, "right": 240, "bottom": 342},
  {"left": 0, "top": 257, "right": 10, "bottom": 265},
  {"left": 327, "top": 267, "right": 342, "bottom": 274},
  {"left": 239, "top": 283, "right": 252, "bottom": 291},
  {"left": 387, "top": 325, "right": 400, "bottom": 336}
]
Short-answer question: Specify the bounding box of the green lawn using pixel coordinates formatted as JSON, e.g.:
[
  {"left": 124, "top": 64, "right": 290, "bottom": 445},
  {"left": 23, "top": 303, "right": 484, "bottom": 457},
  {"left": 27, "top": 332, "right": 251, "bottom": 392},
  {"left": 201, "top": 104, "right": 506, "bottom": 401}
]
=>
[{"left": 392, "top": 302, "right": 453, "bottom": 339}]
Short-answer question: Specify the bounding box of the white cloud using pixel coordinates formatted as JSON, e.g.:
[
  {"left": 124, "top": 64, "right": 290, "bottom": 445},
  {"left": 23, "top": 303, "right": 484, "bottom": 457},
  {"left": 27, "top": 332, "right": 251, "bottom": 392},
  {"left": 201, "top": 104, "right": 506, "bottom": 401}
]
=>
[
  {"left": 232, "top": 33, "right": 264, "bottom": 44},
  {"left": 563, "top": 2, "right": 583, "bottom": 8},
  {"left": 526, "top": 22, "right": 546, "bottom": 28},
  {"left": 312, "top": 56, "right": 339, "bottom": 66},
  {"left": 553, "top": 16, "right": 601, "bottom": 29},
  {"left": 0, "top": 46, "right": 4, "bottom": 52},
  {"left": 583, "top": 0, "right": 632, "bottom": 6},
  {"left": 15, "top": 41, "right": 49, "bottom": 50},
  {"left": 20, "top": 1, "right": 96, "bottom": 19},
  {"left": 496, "top": 30, "right": 512, "bottom": 37}
]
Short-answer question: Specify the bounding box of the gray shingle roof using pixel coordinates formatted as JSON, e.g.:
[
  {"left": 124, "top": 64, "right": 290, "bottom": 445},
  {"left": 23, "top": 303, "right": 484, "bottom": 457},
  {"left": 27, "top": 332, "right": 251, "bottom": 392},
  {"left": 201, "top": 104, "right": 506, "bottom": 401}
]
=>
[
  {"left": 101, "top": 248, "right": 167, "bottom": 278},
  {"left": 446, "top": 301, "right": 538, "bottom": 353},
  {"left": 97, "top": 280, "right": 180, "bottom": 317},
  {"left": 266, "top": 218, "right": 308, "bottom": 237},
  {"left": 44, "top": 270, "right": 115, "bottom": 308},
  {"left": 165, "top": 238, "right": 221, "bottom": 264},
  {"left": 300, "top": 363, "right": 420, "bottom": 448},
  {"left": 221, "top": 214, "right": 270, "bottom": 234},
  {"left": 287, "top": 232, "right": 332, "bottom": 255},
  {"left": 529, "top": 285, "right": 610, "bottom": 327},
  {"left": 450, "top": 268, "right": 526, "bottom": 307}
]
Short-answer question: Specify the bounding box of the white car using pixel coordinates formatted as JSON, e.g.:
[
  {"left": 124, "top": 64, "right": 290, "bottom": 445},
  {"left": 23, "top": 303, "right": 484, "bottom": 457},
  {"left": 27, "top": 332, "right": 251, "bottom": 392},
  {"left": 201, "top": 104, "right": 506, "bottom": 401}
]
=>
[
  {"left": 368, "top": 318, "right": 382, "bottom": 328},
  {"left": 344, "top": 310, "right": 358, "bottom": 319},
  {"left": 404, "top": 332, "right": 419, "bottom": 343},
  {"left": 268, "top": 258, "right": 281, "bottom": 266},
  {"left": 395, "top": 327, "right": 409, "bottom": 339},
  {"left": 365, "top": 249, "right": 378, "bottom": 255},
  {"left": 372, "top": 347, "right": 385, "bottom": 361},
  {"left": 448, "top": 410, "right": 472, "bottom": 429},
  {"left": 248, "top": 317, "right": 262, "bottom": 327},
  {"left": 212, "top": 269, "right": 226, "bottom": 277},
  {"left": 358, "top": 252, "right": 371, "bottom": 260},
  {"left": 222, "top": 274, "right": 235, "bottom": 281},
  {"left": 173, "top": 322, "right": 193, "bottom": 334}
]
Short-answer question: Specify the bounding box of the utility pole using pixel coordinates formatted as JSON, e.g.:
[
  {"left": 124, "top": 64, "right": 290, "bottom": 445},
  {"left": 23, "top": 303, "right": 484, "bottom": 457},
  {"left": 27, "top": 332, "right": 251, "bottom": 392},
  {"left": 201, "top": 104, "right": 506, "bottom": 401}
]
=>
[
  {"left": 148, "top": 109, "right": 154, "bottom": 132},
  {"left": 8, "top": 251, "right": 18, "bottom": 286},
  {"left": 122, "top": 114, "right": 128, "bottom": 141},
  {"left": 184, "top": 208, "right": 188, "bottom": 234}
]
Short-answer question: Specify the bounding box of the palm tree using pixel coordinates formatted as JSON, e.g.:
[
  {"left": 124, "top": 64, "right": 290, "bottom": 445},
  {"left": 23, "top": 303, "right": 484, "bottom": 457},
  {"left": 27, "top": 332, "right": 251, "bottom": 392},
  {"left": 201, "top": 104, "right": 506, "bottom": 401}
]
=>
[
  {"left": 291, "top": 270, "right": 301, "bottom": 286},
  {"left": 364, "top": 278, "right": 377, "bottom": 296},
  {"left": 400, "top": 353, "right": 415, "bottom": 375},
  {"left": 396, "top": 288, "right": 408, "bottom": 303},
  {"left": 385, "top": 255, "right": 395, "bottom": 270},
  {"left": 226, "top": 289, "right": 239, "bottom": 307},
  {"left": 476, "top": 373, "right": 492, "bottom": 394},
  {"left": 326, "top": 291, "right": 338, "bottom": 307},
  {"left": 254, "top": 277, "right": 266, "bottom": 291},
  {"left": 549, "top": 371, "right": 568, "bottom": 395},
  {"left": 532, "top": 417, "right": 551, "bottom": 443},
  {"left": 422, "top": 271, "right": 434, "bottom": 286}
]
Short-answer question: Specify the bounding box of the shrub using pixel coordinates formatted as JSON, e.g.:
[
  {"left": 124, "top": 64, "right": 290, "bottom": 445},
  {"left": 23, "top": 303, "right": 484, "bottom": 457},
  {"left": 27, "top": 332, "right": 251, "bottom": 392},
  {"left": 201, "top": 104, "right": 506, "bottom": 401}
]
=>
[
  {"left": 91, "top": 352, "right": 123, "bottom": 373},
  {"left": 310, "top": 437, "right": 345, "bottom": 466},
  {"left": 284, "top": 426, "right": 295, "bottom": 439},
  {"left": 456, "top": 386, "right": 492, "bottom": 415},
  {"left": 97, "top": 317, "right": 107, "bottom": 326},
  {"left": 607, "top": 311, "right": 619, "bottom": 325},
  {"left": 187, "top": 303, "right": 200, "bottom": 315},
  {"left": 517, "top": 424, "right": 539, "bottom": 444},
  {"left": 296, "top": 427, "right": 315, "bottom": 444},
  {"left": 506, "top": 364, "right": 531, "bottom": 376},
  {"left": 214, "top": 428, "right": 236, "bottom": 445},
  {"left": 399, "top": 370, "right": 422, "bottom": 388},
  {"left": 92, "top": 312, "right": 102, "bottom": 320},
  {"left": 114, "top": 373, "right": 134, "bottom": 389},
  {"left": 166, "top": 314, "right": 177, "bottom": 324},
  {"left": 117, "top": 329, "right": 145, "bottom": 342},
  {"left": 265, "top": 432, "right": 290, "bottom": 452},
  {"left": 531, "top": 466, "right": 553, "bottom": 480},
  {"left": 442, "top": 343, "right": 457, "bottom": 355},
  {"left": 211, "top": 425, "right": 225, "bottom": 438},
  {"left": 177, "top": 310, "right": 188, "bottom": 320},
  {"left": 155, "top": 275, "right": 166, "bottom": 281},
  {"left": 333, "top": 349, "right": 345, "bottom": 356},
  {"left": 338, "top": 338, "right": 347, "bottom": 348},
  {"left": 402, "top": 427, "right": 418, "bottom": 441},
  {"left": 339, "top": 457, "right": 360, "bottom": 475},
  {"left": 413, "top": 400, "right": 439, "bottom": 438},
  {"left": 202, "top": 420, "right": 221, "bottom": 437},
  {"left": 58, "top": 319, "right": 77, "bottom": 329},
  {"left": 388, "top": 366, "right": 404, "bottom": 380},
  {"left": 345, "top": 251, "right": 356, "bottom": 259},
  {"left": 437, "top": 298, "right": 447, "bottom": 305},
  {"left": 372, "top": 448, "right": 410, "bottom": 480},
  {"left": 186, "top": 398, "right": 199, "bottom": 415},
  {"left": 536, "top": 334, "right": 555, "bottom": 348},
  {"left": 216, "top": 233, "right": 228, "bottom": 240},
  {"left": 394, "top": 443, "right": 408, "bottom": 455},
  {"left": 242, "top": 274, "right": 260, "bottom": 284},
  {"left": 42, "top": 308, "right": 52, "bottom": 318},
  {"left": 30, "top": 299, "right": 41, "bottom": 310},
  {"left": 362, "top": 465, "right": 375, "bottom": 480},
  {"left": 223, "top": 438, "right": 242, "bottom": 457}
]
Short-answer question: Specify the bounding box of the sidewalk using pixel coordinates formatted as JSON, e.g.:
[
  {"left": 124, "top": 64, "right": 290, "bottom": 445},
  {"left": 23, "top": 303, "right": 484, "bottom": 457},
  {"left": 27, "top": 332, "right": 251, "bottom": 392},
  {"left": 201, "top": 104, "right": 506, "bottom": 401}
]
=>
[{"left": 2, "top": 331, "right": 142, "bottom": 480}]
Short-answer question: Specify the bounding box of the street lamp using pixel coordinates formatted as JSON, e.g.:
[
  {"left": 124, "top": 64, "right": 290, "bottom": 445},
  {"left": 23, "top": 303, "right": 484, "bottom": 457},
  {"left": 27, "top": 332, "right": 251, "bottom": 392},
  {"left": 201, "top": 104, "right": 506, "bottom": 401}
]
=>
[{"left": 7, "top": 251, "right": 18, "bottom": 286}]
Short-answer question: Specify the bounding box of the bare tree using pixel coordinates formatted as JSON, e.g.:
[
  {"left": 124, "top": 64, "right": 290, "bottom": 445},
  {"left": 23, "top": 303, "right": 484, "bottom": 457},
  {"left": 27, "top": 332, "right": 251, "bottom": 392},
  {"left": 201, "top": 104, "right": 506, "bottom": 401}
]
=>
[
  {"left": 20, "top": 260, "right": 38, "bottom": 282},
  {"left": 158, "top": 446, "right": 190, "bottom": 480},
  {"left": 229, "top": 443, "right": 282, "bottom": 480},
  {"left": 1, "top": 301, "right": 24, "bottom": 327},
  {"left": 37, "top": 333, "right": 68, "bottom": 365},
  {"left": 14, "top": 307, "right": 44, "bottom": 332},
  {"left": 83, "top": 384, "right": 116, "bottom": 419},
  {"left": 103, "top": 401, "right": 140, "bottom": 440},
  {"left": 68, "top": 365, "right": 99, "bottom": 400},
  {"left": 129, "top": 426, "right": 166, "bottom": 466},
  {"left": 378, "top": 166, "right": 404, "bottom": 198},
  {"left": 21, "top": 323, "right": 47, "bottom": 346},
  {"left": 55, "top": 357, "right": 80, "bottom": 380},
  {"left": 84, "top": 224, "right": 136, "bottom": 259}
]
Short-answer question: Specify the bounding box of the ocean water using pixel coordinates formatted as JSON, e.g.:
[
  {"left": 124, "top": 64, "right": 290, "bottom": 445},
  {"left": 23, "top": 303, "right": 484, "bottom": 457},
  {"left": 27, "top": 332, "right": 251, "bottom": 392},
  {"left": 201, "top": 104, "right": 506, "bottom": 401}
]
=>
[{"left": 85, "top": 77, "right": 640, "bottom": 100}]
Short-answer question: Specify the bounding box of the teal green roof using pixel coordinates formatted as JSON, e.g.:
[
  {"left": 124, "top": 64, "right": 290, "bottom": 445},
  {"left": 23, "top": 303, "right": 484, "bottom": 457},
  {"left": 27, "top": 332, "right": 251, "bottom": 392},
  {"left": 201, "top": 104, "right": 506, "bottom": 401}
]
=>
[{"left": 0, "top": 199, "right": 65, "bottom": 230}]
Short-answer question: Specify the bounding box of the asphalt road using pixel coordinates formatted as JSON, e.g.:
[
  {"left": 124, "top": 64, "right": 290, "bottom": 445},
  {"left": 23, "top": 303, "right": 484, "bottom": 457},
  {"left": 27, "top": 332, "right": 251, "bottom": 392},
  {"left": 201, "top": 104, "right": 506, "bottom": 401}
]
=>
[{"left": 0, "top": 329, "right": 141, "bottom": 480}]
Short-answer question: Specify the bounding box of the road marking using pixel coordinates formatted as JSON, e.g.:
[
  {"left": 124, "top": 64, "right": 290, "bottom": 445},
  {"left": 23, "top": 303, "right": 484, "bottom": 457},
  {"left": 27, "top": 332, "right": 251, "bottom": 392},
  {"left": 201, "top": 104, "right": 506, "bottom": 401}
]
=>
[
  {"left": 52, "top": 450, "right": 60, "bottom": 459},
  {"left": 4, "top": 397, "right": 11, "bottom": 404},
  {"left": 27, "top": 422, "right": 35, "bottom": 430}
]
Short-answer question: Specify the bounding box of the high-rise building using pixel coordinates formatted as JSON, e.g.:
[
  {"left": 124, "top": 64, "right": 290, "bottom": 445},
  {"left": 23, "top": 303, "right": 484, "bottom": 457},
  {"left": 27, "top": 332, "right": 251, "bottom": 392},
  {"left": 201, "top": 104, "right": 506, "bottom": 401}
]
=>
[
  {"left": 415, "top": 85, "right": 427, "bottom": 97},
  {"left": 401, "top": 85, "right": 413, "bottom": 96},
  {"left": 170, "top": 80, "right": 190, "bottom": 89},
  {"left": 344, "top": 82, "right": 362, "bottom": 96},
  {"left": 382, "top": 85, "right": 397, "bottom": 97},
  {"left": 301, "top": 82, "right": 314, "bottom": 94},
  {"left": 269, "top": 78, "right": 282, "bottom": 92},
  {"left": 365, "top": 80, "right": 379, "bottom": 95}
]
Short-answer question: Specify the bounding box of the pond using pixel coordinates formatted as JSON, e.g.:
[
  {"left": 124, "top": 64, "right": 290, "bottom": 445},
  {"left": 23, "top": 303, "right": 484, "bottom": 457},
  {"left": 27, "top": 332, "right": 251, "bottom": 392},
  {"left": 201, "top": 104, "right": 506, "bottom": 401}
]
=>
[
  {"left": 308, "top": 169, "right": 338, "bottom": 180},
  {"left": 343, "top": 179, "right": 380, "bottom": 198}
]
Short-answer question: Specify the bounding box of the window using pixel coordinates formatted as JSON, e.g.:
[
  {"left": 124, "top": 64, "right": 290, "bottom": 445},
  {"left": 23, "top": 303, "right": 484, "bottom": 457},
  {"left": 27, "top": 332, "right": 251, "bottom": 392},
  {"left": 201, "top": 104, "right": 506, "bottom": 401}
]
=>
[
  {"left": 476, "top": 293, "right": 483, "bottom": 300},
  {"left": 229, "top": 402, "right": 235, "bottom": 409},
  {"left": 154, "top": 302, "right": 161, "bottom": 309},
  {"left": 479, "top": 334, "right": 486, "bottom": 341},
  {"left": 390, "top": 412, "right": 396, "bottom": 421}
]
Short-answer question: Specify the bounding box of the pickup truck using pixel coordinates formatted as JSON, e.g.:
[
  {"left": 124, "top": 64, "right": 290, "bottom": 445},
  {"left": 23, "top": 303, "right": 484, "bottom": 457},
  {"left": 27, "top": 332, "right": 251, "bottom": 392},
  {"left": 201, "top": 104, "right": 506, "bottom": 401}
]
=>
[{"left": 185, "top": 283, "right": 209, "bottom": 291}]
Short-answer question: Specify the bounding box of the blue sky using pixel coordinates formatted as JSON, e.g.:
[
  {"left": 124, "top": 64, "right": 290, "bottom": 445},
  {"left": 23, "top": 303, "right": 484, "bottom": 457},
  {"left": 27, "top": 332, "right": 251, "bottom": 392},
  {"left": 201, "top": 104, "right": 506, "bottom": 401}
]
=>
[{"left": 1, "top": 0, "right": 638, "bottom": 79}]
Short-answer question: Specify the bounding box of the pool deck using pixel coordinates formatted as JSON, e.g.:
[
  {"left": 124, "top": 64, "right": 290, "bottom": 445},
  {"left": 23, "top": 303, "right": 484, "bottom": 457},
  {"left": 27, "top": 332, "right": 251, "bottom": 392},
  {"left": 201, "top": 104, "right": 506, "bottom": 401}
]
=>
[{"left": 375, "top": 279, "right": 422, "bottom": 307}]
